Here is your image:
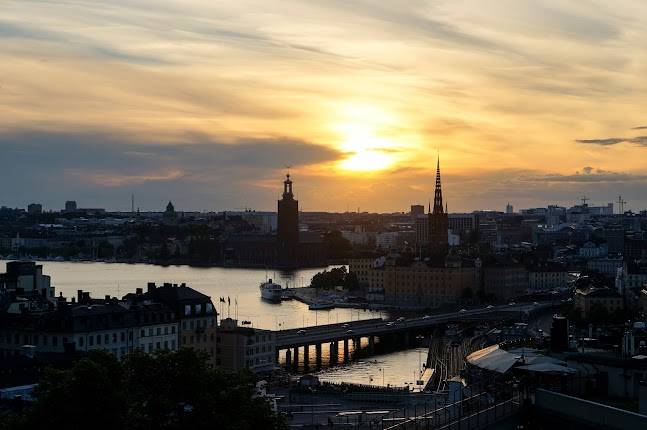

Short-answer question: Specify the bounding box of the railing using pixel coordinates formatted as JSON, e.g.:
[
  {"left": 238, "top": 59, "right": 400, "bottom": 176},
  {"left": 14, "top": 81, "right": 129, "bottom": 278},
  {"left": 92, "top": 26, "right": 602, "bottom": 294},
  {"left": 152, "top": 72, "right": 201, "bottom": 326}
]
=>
[{"left": 383, "top": 391, "right": 521, "bottom": 430}]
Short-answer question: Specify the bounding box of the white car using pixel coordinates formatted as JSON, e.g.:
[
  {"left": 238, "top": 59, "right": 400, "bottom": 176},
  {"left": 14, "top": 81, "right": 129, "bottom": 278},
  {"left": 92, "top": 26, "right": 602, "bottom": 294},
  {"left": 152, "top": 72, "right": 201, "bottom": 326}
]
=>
[
  {"left": 422, "top": 315, "right": 431, "bottom": 319},
  {"left": 486, "top": 305, "right": 494, "bottom": 309},
  {"left": 396, "top": 317, "right": 406, "bottom": 322},
  {"left": 459, "top": 309, "right": 467, "bottom": 313},
  {"left": 296, "top": 329, "right": 306, "bottom": 334}
]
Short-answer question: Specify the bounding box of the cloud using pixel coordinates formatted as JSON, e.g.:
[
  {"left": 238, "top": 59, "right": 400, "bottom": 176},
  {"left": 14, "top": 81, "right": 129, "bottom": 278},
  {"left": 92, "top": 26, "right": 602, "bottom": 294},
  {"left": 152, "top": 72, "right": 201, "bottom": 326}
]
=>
[
  {"left": 575, "top": 136, "right": 647, "bottom": 147},
  {"left": 520, "top": 166, "right": 647, "bottom": 183},
  {"left": 632, "top": 125, "right": 647, "bottom": 130},
  {"left": 0, "top": 129, "right": 342, "bottom": 210}
]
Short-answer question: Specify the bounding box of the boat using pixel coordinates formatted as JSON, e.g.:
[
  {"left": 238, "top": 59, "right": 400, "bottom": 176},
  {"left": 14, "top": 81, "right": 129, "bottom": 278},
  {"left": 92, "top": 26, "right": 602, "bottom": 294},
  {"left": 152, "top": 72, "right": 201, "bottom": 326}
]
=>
[
  {"left": 259, "top": 278, "right": 283, "bottom": 302},
  {"left": 308, "top": 301, "right": 335, "bottom": 310}
]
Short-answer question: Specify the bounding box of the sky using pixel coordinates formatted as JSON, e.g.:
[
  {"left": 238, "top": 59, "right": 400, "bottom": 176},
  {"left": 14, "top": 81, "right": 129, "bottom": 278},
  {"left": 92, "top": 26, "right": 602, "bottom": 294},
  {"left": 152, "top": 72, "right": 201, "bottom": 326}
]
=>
[{"left": 1, "top": 0, "right": 647, "bottom": 213}]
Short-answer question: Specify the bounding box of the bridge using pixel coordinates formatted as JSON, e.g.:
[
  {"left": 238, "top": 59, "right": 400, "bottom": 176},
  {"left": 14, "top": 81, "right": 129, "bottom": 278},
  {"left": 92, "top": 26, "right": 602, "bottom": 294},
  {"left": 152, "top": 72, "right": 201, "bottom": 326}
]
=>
[{"left": 274, "top": 301, "right": 555, "bottom": 369}]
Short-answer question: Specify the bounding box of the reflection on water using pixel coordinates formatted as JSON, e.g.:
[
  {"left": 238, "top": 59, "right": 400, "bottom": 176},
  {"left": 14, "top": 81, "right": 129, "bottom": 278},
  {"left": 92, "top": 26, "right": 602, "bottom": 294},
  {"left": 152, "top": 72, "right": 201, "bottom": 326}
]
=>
[
  {"left": 8, "top": 261, "right": 422, "bottom": 386},
  {"left": 7, "top": 261, "right": 384, "bottom": 330},
  {"left": 314, "top": 348, "right": 428, "bottom": 389}
]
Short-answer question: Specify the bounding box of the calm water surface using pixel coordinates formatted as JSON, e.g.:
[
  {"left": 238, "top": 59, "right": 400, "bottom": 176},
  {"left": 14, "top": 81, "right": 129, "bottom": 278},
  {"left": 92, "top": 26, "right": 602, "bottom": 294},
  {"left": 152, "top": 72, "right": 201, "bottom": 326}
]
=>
[
  {"left": 5, "top": 260, "right": 423, "bottom": 388},
  {"left": 7, "top": 260, "right": 384, "bottom": 330}
]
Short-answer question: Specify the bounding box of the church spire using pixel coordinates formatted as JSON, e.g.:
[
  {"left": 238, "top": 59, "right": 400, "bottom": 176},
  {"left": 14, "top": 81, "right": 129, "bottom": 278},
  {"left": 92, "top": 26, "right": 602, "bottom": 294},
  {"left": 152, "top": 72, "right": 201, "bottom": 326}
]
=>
[{"left": 433, "top": 156, "right": 444, "bottom": 214}]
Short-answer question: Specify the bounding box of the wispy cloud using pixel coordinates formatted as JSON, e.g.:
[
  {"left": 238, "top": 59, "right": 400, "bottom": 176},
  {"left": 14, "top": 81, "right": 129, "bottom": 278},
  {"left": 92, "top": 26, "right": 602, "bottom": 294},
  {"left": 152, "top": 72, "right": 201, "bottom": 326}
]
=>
[{"left": 575, "top": 136, "right": 647, "bottom": 147}]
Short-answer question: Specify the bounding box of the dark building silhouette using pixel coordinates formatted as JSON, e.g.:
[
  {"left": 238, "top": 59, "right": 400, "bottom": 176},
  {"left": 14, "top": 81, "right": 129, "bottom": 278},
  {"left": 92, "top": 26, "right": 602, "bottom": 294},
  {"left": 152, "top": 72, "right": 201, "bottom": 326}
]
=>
[
  {"left": 222, "top": 174, "right": 327, "bottom": 269},
  {"left": 428, "top": 158, "right": 449, "bottom": 255},
  {"left": 277, "top": 174, "right": 299, "bottom": 268}
]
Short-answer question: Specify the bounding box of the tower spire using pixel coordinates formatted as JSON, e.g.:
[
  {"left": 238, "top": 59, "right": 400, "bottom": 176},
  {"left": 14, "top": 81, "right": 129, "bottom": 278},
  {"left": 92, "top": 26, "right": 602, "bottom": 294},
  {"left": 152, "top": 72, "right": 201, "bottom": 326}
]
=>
[{"left": 433, "top": 156, "right": 443, "bottom": 214}]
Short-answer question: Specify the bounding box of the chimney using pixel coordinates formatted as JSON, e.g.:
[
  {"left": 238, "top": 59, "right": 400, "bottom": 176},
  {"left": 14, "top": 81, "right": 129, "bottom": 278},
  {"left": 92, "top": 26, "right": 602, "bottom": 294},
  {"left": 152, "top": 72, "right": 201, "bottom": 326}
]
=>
[
  {"left": 163, "top": 282, "right": 171, "bottom": 288},
  {"left": 71, "top": 297, "right": 76, "bottom": 304},
  {"left": 180, "top": 283, "right": 186, "bottom": 288},
  {"left": 147, "top": 282, "right": 157, "bottom": 293},
  {"left": 82, "top": 292, "right": 90, "bottom": 303},
  {"left": 77, "top": 290, "right": 83, "bottom": 303},
  {"left": 105, "top": 295, "right": 111, "bottom": 301},
  {"left": 136, "top": 287, "right": 143, "bottom": 295}
]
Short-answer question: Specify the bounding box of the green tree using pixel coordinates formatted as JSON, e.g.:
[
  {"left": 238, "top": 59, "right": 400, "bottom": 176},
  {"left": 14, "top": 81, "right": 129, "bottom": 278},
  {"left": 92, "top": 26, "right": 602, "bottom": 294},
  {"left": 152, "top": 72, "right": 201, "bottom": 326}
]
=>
[{"left": 3, "top": 349, "right": 286, "bottom": 430}]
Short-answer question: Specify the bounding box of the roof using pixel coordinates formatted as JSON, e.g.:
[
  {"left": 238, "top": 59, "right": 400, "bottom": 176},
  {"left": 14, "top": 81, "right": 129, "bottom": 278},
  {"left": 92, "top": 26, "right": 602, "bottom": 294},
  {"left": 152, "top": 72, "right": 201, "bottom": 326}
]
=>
[
  {"left": 466, "top": 345, "right": 518, "bottom": 374},
  {"left": 147, "top": 284, "right": 210, "bottom": 303}
]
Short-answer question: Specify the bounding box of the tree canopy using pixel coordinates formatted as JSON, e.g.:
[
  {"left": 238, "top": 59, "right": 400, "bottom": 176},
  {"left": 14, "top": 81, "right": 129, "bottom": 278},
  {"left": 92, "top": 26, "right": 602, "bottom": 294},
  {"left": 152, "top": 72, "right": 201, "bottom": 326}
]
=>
[{"left": 1, "top": 349, "right": 286, "bottom": 430}]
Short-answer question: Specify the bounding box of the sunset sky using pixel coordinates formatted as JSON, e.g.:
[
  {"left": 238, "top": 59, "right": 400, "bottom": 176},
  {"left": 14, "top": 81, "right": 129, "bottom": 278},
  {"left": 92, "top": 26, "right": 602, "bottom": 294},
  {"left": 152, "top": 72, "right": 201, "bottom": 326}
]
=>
[{"left": 2, "top": 1, "right": 647, "bottom": 213}]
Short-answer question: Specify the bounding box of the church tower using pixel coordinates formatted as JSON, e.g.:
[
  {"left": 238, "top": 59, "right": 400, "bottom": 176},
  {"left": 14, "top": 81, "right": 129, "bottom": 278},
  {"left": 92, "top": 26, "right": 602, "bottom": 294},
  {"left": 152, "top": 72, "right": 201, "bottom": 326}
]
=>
[
  {"left": 428, "top": 157, "right": 449, "bottom": 256},
  {"left": 277, "top": 174, "right": 299, "bottom": 268}
]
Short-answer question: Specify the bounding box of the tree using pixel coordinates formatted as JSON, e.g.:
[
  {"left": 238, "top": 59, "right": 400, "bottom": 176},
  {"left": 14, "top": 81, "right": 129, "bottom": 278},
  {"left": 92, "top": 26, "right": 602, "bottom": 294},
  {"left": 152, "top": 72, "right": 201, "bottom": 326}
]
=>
[{"left": 2, "top": 349, "right": 286, "bottom": 430}]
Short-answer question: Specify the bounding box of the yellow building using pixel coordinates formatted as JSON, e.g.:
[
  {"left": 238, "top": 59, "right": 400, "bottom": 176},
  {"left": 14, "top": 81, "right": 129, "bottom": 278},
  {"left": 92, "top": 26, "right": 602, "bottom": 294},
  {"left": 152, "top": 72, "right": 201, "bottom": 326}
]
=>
[{"left": 350, "top": 255, "right": 476, "bottom": 308}]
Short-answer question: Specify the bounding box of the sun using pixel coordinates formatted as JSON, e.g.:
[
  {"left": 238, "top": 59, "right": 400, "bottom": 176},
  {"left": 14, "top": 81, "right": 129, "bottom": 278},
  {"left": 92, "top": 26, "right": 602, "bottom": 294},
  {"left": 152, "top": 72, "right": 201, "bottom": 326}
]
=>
[{"left": 332, "top": 104, "right": 398, "bottom": 173}]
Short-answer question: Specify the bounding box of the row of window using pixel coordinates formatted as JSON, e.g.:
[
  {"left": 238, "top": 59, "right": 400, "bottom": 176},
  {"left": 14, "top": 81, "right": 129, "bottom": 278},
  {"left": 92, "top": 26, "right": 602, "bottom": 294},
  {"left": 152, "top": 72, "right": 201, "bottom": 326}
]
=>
[
  {"left": 140, "top": 325, "right": 176, "bottom": 338},
  {"left": 183, "top": 302, "right": 214, "bottom": 316},
  {"left": 181, "top": 318, "right": 216, "bottom": 330},
  {"left": 1, "top": 333, "right": 60, "bottom": 347}
]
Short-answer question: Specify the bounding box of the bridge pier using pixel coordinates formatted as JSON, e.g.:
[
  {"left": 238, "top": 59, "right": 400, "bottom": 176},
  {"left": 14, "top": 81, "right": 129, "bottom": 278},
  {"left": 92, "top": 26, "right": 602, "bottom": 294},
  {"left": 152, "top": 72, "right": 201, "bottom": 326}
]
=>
[
  {"left": 330, "top": 341, "right": 338, "bottom": 365},
  {"left": 285, "top": 349, "right": 292, "bottom": 369},
  {"left": 354, "top": 337, "right": 361, "bottom": 349},
  {"left": 293, "top": 347, "right": 299, "bottom": 370},
  {"left": 315, "top": 343, "right": 322, "bottom": 369},
  {"left": 368, "top": 335, "right": 375, "bottom": 352},
  {"left": 343, "top": 339, "right": 350, "bottom": 362},
  {"left": 303, "top": 345, "right": 310, "bottom": 371}
]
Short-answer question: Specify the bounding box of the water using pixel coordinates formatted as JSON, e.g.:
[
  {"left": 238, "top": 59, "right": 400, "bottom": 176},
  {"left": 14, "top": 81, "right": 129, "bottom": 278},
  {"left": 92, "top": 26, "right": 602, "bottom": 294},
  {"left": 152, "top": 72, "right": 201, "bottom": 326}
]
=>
[
  {"left": 5, "top": 260, "right": 421, "bottom": 388},
  {"left": 314, "top": 347, "right": 428, "bottom": 389},
  {"left": 9, "top": 260, "right": 384, "bottom": 330}
]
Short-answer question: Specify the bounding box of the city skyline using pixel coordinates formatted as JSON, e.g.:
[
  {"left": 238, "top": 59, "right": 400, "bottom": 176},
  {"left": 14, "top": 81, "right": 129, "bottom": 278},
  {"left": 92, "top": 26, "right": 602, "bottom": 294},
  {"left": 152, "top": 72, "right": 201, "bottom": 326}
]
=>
[{"left": 2, "top": 1, "right": 647, "bottom": 212}]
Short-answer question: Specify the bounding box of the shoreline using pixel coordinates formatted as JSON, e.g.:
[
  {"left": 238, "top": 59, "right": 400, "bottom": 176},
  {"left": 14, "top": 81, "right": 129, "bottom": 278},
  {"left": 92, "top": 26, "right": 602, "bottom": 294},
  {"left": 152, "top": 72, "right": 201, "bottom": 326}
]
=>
[{"left": 0, "top": 256, "right": 339, "bottom": 271}]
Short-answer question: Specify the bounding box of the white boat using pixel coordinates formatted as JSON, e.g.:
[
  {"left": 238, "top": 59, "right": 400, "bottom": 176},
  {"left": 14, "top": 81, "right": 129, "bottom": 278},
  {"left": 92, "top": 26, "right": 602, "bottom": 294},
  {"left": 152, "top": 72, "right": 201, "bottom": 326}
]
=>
[{"left": 259, "top": 279, "right": 283, "bottom": 302}]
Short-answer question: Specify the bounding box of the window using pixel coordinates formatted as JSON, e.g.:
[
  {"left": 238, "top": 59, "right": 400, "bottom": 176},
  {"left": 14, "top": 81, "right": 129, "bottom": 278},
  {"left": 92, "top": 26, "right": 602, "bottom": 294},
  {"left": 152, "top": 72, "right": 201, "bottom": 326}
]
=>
[
  {"left": 104, "top": 334, "right": 109, "bottom": 344},
  {"left": 140, "top": 329, "right": 145, "bottom": 338},
  {"left": 171, "top": 326, "right": 176, "bottom": 334},
  {"left": 184, "top": 304, "right": 191, "bottom": 316},
  {"left": 79, "top": 337, "right": 84, "bottom": 347},
  {"left": 89, "top": 336, "right": 94, "bottom": 346},
  {"left": 97, "top": 335, "right": 101, "bottom": 345},
  {"left": 206, "top": 303, "right": 213, "bottom": 314},
  {"left": 156, "top": 327, "right": 161, "bottom": 336},
  {"left": 195, "top": 304, "right": 202, "bottom": 314}
]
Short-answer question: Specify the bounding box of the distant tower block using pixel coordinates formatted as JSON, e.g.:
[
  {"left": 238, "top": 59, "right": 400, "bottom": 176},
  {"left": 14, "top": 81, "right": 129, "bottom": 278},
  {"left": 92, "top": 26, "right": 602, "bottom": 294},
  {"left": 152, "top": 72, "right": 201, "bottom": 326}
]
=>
[{"left": 506, "top": 203, "right": 513, "bottom": 214}]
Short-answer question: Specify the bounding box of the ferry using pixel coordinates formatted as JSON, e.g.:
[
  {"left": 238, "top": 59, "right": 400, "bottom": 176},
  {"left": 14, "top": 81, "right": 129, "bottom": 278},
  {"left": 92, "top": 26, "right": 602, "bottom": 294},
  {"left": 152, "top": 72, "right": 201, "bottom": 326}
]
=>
[{"left": 259, "top": 279, "right": 283, "bottom": 302}]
